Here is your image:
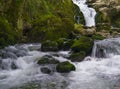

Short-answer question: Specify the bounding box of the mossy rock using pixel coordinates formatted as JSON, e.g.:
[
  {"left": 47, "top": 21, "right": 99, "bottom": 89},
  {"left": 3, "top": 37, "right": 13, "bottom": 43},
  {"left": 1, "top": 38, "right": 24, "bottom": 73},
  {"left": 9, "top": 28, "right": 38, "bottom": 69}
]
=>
[
  {"left": 71, "top": 36, "right": 93, "bottom": 55},
  {"left": 41, "top": 40, "right": 59, "bottom": 52},
  {"left": 92, "top": 34, "right": 105, "bottom": 40},
  {"left": 56, "top": 61, "right": 76, "bottom": 73},
  {"left": 96, "top": 23, "right": 111, "bottom": 31},
  {"left": 110, "top": 8, "right": 120, "bottom": 28},
  {"left": 95, "top": 11, "right": 110, "bottom": 24},
  {"left": 56, "top": 38, "right": 74, "bottom": 51},
  {"left": 74, "top": 23, "right": 84, "bottom": 33},
  {"left": 37, "top": 55, "right": 60, "bottom": 65},
  {"left": 69, "top": 51, "right": 86, "bottom": 62}
]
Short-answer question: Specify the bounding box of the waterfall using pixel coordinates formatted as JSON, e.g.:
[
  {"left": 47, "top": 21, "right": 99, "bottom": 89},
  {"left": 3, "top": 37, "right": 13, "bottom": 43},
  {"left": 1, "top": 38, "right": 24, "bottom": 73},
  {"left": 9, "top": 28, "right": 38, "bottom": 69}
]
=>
[
  {"left": 92, "top": 37, "right": 120, "bottom": 58},
  {"left": 72, "top": 0, "right": 96, "bottom": 27}
]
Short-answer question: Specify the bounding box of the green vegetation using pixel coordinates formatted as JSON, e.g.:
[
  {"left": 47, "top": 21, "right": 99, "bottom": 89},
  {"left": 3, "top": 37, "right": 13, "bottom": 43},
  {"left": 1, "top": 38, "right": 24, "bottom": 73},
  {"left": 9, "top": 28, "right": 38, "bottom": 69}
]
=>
[
  {"left": 56, "top": 61, "right": 76, "bottom": 73},
  {"left": 0, "top": 16, "right": 19, "bottom": 48},
  {"left": 0, "top": 0, "right": 75, "bottom": 47},
  {"left": 71, "top": 36, "right": 93, "bottom": 55},
  {"left": 37, "top": 55, "right": 59, "bottom": 65},
  {"left": 69, "top": 51, "right": 86, "bottom": 62},
  {"left": 41, "top": 40, "right": 59, "bottom": 52}
]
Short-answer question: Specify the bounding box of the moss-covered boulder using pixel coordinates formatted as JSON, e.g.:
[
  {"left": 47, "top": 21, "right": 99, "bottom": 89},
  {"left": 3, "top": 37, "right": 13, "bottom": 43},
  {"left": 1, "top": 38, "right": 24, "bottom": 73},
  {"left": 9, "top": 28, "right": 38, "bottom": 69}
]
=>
[
  {"left": 57, "top": 38, "right": 74, "bottom": 51},
  {"left": 56, "top": 61, "right": 76, "bottom": 73},
  {"left": 71, "top": 36, "right": 93, "bottom": 55},
  {"left": 41, "top": 40, "right": 59, "bottom": 52},
  {"left": 37, "top": 55, "right": 59, "bottom": 65},
  {"left": 69, "top": 52, "right": 86, "bottom": 62}
]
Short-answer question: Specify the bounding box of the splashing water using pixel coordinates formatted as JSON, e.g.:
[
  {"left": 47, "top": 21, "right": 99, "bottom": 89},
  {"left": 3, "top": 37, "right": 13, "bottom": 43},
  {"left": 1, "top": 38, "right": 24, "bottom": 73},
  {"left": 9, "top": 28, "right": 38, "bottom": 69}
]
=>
[
  {"left": 0, "top": 38, "right": 120, "bottom": 89},
  {"left": 72, "top": 0, "right": 96, "bottom": 27}
]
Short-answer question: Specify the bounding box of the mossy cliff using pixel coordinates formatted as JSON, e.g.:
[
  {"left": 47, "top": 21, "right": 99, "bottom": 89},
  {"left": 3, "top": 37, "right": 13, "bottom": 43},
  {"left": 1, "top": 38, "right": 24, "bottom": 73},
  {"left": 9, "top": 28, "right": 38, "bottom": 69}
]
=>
[
  {"left": 0, "top": 0, "right": 120, "bottom": 48},
  {"left": 0, "top": 0, "right": 75, "bottom": 47}
]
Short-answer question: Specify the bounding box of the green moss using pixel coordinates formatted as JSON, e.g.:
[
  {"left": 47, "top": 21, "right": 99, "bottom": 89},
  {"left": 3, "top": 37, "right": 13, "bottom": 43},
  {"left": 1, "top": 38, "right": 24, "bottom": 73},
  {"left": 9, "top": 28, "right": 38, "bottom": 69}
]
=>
[
  {"left": 71, "top": 36, "right": 93, "bottom": 54},
  {"left": 96, "top": 23, "right": 111, "bottom": 31},
  {"left": 110, "top": 8, "right": 120, "bottom": 28},
  {"left": 74, "top": 23, "right": 83, "bottom": 33},
  {"left": 96, "top": 11, "right": 110, "bottom": 24},
  {"left": 0, "top": 16, "right": 19, "bottom": 48},
  {"left": 41, "top": 40, "right": 59, "bottom": 52},
  {"left": 56, "top": 61, "right": 76, "bottom": 73},
  {"left": 56, "top": 38, "right": 74, "bottom": 50},
  {"left": 37, "top": 55, "right": 59, "bottom": 65},
  {"left": 69, "top": 51, "right": 86, "bottom": 62},
  {"left": 92, "top": 34, "right": 105, "bottom": 40}
]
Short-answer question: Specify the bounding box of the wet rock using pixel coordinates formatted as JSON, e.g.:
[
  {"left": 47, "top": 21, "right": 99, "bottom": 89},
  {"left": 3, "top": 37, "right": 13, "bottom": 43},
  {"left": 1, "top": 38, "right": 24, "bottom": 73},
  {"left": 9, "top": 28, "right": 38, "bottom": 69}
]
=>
[
  {"left": 41, "top": 67, "right": 51, "bottom": 74},
  {"left": 41, "top": 40, "right": 59, "bottom": 52},
  {"left": 15, "top": 50, "right": 27, "bottom": 57},
  {"left": 2, "top": 52, "right": 17, "bottom": 59},
  {"left": 69, "top": 52, "right": 86, "bottom": 62},
  {"left": 11, "top": 62, "right": 18, "bottom": 70},
  {"left": 71, "top": 36, "right": 93, "bottom": 55},
  {"left": 56, "top": 61, "right": 76, "bottom": 73},
  {"left": 57, "top": 38, "right": 74, "bottom": 51},
  {"left": 37, "top": 55, "right": 60, "bottom": 65}
]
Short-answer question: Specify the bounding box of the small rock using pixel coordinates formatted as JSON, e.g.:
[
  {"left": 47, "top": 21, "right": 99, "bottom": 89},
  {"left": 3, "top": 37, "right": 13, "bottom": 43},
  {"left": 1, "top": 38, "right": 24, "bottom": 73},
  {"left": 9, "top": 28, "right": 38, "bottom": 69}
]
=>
[
  {"left": 41, "top": 67, "right": 51, "bottom": 74},
  {"left": 11, "top": 62, "right": 18, "bottom": 70}
]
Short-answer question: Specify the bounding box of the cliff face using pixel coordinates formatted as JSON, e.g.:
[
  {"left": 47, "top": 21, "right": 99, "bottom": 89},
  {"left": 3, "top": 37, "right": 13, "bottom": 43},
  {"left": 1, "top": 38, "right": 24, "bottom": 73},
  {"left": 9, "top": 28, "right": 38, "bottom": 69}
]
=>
[{"left": 88, "top": 0, "right": 120, "bottom": 28}]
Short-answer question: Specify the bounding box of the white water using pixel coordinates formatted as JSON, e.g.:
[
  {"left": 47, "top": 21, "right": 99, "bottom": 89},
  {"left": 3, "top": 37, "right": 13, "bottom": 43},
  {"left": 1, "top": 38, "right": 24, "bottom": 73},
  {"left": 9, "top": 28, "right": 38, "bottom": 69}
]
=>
[
  {"left": 72, "top": 0, "right": 96, "bottom": 27},
  {"left": 0, "top": 38, "right": 120, "bottom": 89}
]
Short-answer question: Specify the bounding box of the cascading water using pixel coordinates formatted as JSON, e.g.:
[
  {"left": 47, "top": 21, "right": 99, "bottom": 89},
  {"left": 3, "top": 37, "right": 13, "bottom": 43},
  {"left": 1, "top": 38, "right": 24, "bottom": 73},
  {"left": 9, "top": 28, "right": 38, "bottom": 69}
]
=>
[
  {"left": 1, "top": 38, "right": 120, "bottom": 89},
  {"left": 72, "top": 0, "right": 96, "bottom": 27}
]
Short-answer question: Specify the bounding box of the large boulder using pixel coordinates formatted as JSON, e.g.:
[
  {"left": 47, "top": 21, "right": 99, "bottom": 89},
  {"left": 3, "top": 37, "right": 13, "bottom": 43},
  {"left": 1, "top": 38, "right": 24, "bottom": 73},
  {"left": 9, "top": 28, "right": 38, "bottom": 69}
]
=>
[
  {"left": 41, "top": 40, "right": 59, "bottom": 52},
  {"left": 37, "top": 55, "right": 60, "bottom": 65},
  {"left": 71, "top": 36, "right": 93, "bottom": 55},
  {"left": 56, "top": 61, "right": 76, "bottom": 73}
]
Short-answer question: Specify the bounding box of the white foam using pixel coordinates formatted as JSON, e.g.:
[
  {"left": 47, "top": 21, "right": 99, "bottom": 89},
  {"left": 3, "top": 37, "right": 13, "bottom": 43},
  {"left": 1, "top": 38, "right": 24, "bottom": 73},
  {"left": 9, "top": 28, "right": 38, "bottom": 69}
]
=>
[{"left": 72, "top": 0, "right": 96, "bottom": 27}]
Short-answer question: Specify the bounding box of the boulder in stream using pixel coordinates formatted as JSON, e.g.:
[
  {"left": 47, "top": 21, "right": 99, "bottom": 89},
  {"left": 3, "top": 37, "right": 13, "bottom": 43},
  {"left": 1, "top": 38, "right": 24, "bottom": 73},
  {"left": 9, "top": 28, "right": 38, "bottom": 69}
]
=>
[
  {"left": 56, "top": 61, "right": 76, "bottom": 73},
  {"left": 69, "top": 51, "right": 86, "bottom": 62},
  {"left": 41, "top": 40, "right": 59, "bottom": 52},
  {"left": 37, "top": 55, "right": 60, "bottom": 65}
]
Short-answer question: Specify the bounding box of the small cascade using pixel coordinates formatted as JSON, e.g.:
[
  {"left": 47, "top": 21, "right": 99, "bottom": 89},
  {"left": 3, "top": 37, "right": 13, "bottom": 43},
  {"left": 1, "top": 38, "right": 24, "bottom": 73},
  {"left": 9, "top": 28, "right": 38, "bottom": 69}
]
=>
[
  {"left": 1, "top": 38, "right": 120, "bottom": 89},
  {"left": 92, "top": 37, "right": 120, "bottom": 58},
  {"left": 72, "top": 0, "right": 96, "bottom": 27}
]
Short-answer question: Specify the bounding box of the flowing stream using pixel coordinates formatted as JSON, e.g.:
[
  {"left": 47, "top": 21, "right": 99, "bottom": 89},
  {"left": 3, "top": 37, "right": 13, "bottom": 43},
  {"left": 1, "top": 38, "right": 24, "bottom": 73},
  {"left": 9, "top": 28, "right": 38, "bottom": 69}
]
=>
[
  {"left": 72, "top": 0, "right": 96, "bottom": 27},
  {"left": 0, "top": 38, "right": 120, "bottom": 89}
]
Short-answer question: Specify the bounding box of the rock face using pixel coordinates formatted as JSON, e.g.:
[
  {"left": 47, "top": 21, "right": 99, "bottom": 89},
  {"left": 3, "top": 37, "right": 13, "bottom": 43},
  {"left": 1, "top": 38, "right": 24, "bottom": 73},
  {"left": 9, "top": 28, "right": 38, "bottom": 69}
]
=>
[{"left": 88, "top": 0, "right": 120, "bottom": 28}]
